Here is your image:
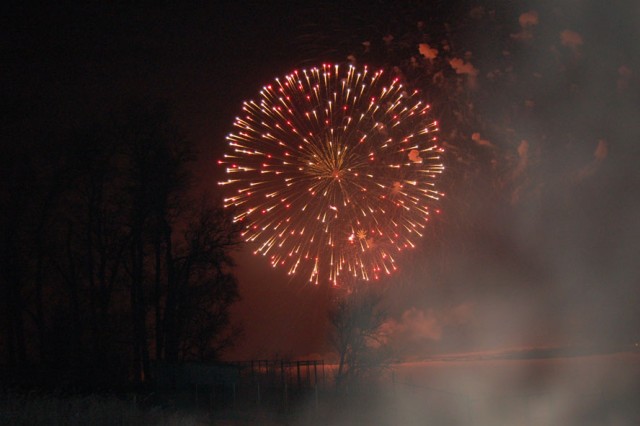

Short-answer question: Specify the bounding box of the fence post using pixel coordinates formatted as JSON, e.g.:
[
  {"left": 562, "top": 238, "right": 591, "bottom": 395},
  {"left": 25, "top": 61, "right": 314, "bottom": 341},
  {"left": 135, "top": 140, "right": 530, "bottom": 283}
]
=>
[
  {"left": 322, "top": 360, "right": 325, "bottom": 385},
  {"left": 314, "top": 361, "right": 318, "bottom": 386}
]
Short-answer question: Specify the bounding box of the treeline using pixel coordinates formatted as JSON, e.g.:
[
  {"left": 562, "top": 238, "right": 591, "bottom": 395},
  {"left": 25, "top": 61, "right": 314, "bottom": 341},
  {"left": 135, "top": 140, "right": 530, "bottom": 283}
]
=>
[{"left": 0, "top": 101, "right": 241, "bottom": 387}]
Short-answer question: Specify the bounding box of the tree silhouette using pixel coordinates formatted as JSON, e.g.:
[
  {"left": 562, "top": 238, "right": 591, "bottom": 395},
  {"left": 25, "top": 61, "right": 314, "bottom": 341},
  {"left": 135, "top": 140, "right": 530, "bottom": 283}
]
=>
[
  {"left": 0, "top": 100, "right": 242, "bottom": 387},
  {"left": 165, "top": 201, "right": 242, "bottom": 361},
  {"left": 330, "top": 287, "right": 391, "bottom": 388}
]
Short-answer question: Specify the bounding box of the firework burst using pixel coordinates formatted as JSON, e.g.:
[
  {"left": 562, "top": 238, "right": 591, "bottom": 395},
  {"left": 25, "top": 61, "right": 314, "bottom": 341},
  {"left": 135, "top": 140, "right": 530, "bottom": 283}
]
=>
[{"left": 219, "top": 64, "right": 444, "bottom": 285}]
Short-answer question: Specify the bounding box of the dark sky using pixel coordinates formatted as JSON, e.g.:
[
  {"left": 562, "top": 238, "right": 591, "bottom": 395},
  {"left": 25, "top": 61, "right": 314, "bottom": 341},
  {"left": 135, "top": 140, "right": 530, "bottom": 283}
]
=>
[
  {"left": 3, "top": 2, "right": 342, "bottom": 360},
  {"left": 4, "top": 2, "right": 639, "bottom": 361}
]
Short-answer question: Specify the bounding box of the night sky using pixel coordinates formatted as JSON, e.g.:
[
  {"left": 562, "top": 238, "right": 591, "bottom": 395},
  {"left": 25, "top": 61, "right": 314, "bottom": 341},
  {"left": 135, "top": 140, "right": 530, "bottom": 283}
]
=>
[{"left": 3, "top": 1, "right": 639, "bottom": 363}]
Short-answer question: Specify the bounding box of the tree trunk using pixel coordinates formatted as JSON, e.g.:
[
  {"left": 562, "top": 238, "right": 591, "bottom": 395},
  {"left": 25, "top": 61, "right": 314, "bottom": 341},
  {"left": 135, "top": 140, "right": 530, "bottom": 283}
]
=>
[
  {"left": 130, "top": 225, "right": 151, "bottom": 383},
  {"left": 162, "top": 222, "right": 180, "bottom": 362},
  {"left": 1, "top": 215, "right": 28, "bottom": 366},
  {"left": 153, "top": 233, "right": 163, "bottom": 360}
]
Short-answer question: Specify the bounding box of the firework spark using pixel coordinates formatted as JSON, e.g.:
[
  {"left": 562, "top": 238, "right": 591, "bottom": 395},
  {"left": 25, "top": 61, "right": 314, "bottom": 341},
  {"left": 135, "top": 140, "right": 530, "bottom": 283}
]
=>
[{"left": 219, "top": 64, "right": 444, "bottom": 285}]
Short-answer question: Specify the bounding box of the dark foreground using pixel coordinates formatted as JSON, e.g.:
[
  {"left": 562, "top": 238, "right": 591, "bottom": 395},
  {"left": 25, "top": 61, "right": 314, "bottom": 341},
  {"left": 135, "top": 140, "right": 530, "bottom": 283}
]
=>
[{"left": 2, "top": 353, "right": 640, "bottom": 425}]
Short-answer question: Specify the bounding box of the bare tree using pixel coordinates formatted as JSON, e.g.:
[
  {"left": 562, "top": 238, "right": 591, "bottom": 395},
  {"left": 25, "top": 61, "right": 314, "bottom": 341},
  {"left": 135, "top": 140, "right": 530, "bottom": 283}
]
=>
[
  {"left": 162, "top": 200, "right": 242, "bottom": 362},
  {"left": 0, "top": 100, "right": 243, "bottom": 386},
  {"left": 329, "top": 286, "right": 391, "bottom": 388}
]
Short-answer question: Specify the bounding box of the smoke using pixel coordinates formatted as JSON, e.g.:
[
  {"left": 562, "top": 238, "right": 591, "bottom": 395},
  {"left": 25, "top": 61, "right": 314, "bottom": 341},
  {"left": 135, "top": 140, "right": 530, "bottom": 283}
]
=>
[
  {"left": 511, "top": 10, "right": 539, "bottom": 41},
  {"left": 418, "top": 43, "right": 438, "bottom": 61},
  {"left": 378, "top": 304, "right": 474, "bottom": 352},
  {"left": 574, "top": 139, "right": 608, "bottom": 181},
  {"left": 560, "top": 29, "right": 584, "bottom": 49},
  {"left": 448, "top": 57, "right": 479, "bottom": 89},
  {"left": 617, "top": 65, "right": 633, "bottom": 92},
  {"left": 471, "top": 132, "right": 494, "bottom": 148},
  {"left": 292, "top": 1, "right": 640, "bottom": 423},
  {"left": 519, "top": 11, "right": 539, "bottom": 28}
]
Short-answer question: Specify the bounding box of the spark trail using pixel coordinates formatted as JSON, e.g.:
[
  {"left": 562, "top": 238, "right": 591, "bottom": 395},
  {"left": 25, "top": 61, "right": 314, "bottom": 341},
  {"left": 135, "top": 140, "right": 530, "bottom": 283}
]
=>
[{"left": 220, "top": 64, "right": 444, "bottom": 285}]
